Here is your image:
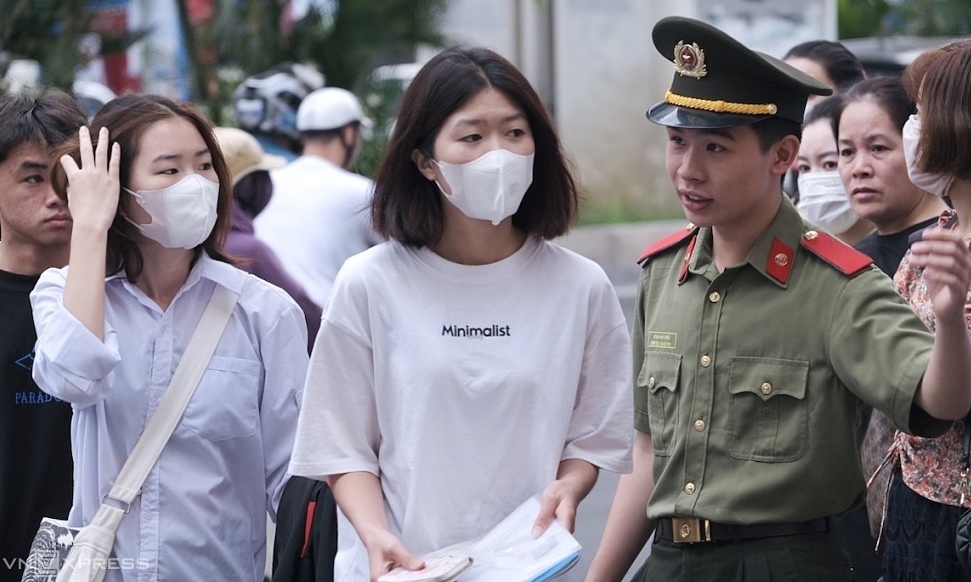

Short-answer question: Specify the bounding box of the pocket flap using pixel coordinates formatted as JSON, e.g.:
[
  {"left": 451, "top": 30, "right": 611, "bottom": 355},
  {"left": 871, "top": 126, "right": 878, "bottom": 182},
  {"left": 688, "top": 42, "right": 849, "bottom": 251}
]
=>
[
  {"left": 728, "top": 357, "right": 808, "bottom": 401},
  {"left": 637, "top": 351, "right": 683, "bottom": 393}
]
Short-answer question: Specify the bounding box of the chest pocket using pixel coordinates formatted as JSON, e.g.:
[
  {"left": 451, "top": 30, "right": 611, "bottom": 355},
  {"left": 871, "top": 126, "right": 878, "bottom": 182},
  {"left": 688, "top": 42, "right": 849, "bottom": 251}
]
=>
[
  {"left": 636, "top": 351, "right": 682, "bottom": 457},
  {"left": 182, "top": 356, "right": 262, "bottom": 441},
  {"left": 727, "top": 357, "right": 809, "bottom": 462}
]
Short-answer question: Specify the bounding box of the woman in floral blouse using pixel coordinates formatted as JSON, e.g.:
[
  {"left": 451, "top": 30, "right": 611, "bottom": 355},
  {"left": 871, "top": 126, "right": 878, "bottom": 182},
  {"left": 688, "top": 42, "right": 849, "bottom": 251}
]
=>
[{"left": 880, "top": 39, "right": 971, "bottom": 581}]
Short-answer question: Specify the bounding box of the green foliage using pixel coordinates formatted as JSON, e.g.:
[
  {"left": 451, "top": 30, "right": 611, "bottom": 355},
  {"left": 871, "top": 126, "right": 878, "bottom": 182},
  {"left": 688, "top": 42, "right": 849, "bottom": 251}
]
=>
[
  {"left": 286, "top": 1, "right": 446, "bottom": 91},
  {"left": 839, "top": 0, "right": 971, "bottom": 38},
  {"left": 578, "top": 196, "right": 680, "bottom": 226},
  {"left": 838, "top": 0, "right": 890, "bottom": 39},
  {"left": 0, "top": 0, "right": 147, "bottom": 91},
  {"left": 203, "top": 1, "right": 291, "bottom": 76},
  {"left": 892, "top": 0, "right": 971, "bottom": 35},
  {"left": 202, "top": 0, "right": 446, "bottom": 99},
  {"left": 355, "top": 72, "right": 407, "bottom": 178},
  {"left": 200, "top": 0, "right": 448, "bottom": 159}
]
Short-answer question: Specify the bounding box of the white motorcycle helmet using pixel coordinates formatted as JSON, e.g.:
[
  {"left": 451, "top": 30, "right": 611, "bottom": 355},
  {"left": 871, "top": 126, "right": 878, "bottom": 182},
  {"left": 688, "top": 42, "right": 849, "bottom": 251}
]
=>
[{"left": 233, "top": 62, "right": 325, "bottom": 145}]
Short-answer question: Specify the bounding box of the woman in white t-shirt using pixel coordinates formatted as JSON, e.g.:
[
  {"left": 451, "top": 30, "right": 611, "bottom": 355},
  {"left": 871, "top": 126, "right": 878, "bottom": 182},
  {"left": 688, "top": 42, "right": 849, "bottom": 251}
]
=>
[
  {"left": 31, "top": 94, "right": 308, "bottom": 580},
  {"left": 289, "top": 46, "right": 634, "bottom": 581}
]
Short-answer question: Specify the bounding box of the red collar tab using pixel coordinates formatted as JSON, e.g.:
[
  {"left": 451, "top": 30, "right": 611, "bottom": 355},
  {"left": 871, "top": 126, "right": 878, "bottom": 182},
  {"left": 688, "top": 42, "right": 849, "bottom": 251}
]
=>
[
  {"left": 678, "top": 236, "right": 698, "bottom": 283},
  {"left": 637, "top": 224, "right": 699, "bottom": 264},
  {"left": 800, "top": 230, "right": 873, "bottom": 276},
  {"left": 766, "top": 238, "right": 795, "bottom": 284}
]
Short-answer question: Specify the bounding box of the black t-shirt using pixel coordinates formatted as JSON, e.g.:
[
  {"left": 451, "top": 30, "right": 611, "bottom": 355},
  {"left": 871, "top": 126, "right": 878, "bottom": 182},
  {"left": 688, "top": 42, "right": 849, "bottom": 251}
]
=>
[
  {"left": 0, "top": 269, "right": 73, "bottom": 581},
  {"left": 853, "top": 218, "right": 940, "bottom": 277}
]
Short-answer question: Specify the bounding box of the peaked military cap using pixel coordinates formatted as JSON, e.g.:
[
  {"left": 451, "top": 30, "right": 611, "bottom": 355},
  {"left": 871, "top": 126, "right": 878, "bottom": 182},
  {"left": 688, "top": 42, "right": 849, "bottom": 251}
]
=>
[{"left": 647, "top": 16, "right": 833, "bottom": 128}]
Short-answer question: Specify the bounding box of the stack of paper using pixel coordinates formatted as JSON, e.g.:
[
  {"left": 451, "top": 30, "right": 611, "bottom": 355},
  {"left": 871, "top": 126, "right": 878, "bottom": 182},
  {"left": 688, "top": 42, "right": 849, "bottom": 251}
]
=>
[{"left": 380, "top": 496, "right": 581, "bottom": 582}]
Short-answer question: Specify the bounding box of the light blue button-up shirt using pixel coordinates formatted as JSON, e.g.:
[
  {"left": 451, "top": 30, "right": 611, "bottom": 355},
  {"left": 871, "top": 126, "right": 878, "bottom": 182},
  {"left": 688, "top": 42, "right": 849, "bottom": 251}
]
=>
[{"left": 31, "top": 254, "right": 308, "bottom": 581}]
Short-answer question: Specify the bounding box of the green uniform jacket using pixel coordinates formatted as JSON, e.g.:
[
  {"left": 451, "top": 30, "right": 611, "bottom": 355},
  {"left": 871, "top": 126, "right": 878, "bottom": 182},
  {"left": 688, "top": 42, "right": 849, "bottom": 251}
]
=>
[{"left": 634, "top": 197, "right": 949, "bottom": 525}]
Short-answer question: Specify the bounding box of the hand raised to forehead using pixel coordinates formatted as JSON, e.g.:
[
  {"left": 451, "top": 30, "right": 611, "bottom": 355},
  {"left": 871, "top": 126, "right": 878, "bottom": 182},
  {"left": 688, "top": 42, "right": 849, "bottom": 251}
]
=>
[{"left": 59, "top": 126, "right": 121, "bottom": 234}]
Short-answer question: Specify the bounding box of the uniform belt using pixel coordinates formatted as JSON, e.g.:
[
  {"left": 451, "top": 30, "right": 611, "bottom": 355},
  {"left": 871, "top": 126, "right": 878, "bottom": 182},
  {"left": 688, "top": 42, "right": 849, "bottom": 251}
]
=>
[{"left": 655, "top": 516, "right": 835, "bottom": 544}]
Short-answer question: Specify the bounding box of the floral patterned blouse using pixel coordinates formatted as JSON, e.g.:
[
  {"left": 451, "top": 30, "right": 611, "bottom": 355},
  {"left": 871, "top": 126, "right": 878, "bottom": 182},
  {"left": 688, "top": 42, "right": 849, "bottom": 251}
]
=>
[{"left": 891, "top": 209, "right": 971, "bottom": 509}]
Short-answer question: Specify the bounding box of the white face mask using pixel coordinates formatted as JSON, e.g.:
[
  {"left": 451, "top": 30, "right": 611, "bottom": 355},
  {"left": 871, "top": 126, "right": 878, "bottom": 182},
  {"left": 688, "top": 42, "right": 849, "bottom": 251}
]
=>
[
  {"left": 902, "top": 115, "right": 954, "bottom": 198},
  {"left": 434, "top": 149, "right": 534, "bottom": 225},
  {"left": 125, "top": 174, "right": 220, "bottom": 249},
  {"left": 797, "top": 171, "right": 859, "bottom": 235}
]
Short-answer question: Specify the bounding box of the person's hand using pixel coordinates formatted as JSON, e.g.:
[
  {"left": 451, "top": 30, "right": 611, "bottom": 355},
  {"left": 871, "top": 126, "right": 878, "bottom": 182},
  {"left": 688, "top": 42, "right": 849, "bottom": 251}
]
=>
[
  {"left": 363, "top": 528, "right": 424, "bottom": 582},
  {"left": 910, "top": 227, "right": 971, "bottom": 326},
  {"left": 59, "top": 126, "right": 120, "bottom": 234},
  {"left": 532, "top": 477, "right": 584, "bottom": 538}
]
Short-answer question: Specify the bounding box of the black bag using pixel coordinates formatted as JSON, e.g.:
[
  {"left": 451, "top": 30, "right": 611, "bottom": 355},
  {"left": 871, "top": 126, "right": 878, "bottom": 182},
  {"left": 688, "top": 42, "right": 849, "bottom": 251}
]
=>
[
  {"left": 957, "top": 510, "right": 971, "bottom": 570},
  {"left": 271, "top": 477, "right": 338, "bottom": 582}
]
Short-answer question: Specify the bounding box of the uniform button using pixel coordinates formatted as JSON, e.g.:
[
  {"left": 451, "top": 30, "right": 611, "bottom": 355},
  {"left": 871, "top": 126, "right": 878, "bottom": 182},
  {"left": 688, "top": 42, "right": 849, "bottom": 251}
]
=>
[
  {"left": 700, "top": 355, "right": 712, "bottom": 367},
  {"left": 708, "top": 291, "right": 721, "bottom": 303},
  {"left": 774, "top": 253, "right": 789, "bottom": 267},
  {"left": 694, "top": 419, "right": 706, "bottom": 432},
  {"left": 684, "top": 482, "right": 696, "bottom": 495},
  {"left": 648, "top": 376, "right": 656, "bottom": 389},
  {"left": 761, "top": 382, "right": 773, "bottom": 395},
  {"left": 805, "top": 230, "right": 818, "bottom": 240}
]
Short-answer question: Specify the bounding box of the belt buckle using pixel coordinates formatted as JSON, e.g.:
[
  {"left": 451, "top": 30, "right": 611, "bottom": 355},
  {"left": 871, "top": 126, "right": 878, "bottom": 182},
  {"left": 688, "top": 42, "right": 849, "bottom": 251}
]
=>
[{"left": 672, "top": 517, "right": 712, "bottom": 544}]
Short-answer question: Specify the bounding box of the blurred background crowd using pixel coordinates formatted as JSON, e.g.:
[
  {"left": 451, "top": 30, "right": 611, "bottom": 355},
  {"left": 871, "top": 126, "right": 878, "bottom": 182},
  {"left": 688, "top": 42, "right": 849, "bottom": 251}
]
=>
[{"left": 2, "top": 0, "right": 969, "bottom": 228}]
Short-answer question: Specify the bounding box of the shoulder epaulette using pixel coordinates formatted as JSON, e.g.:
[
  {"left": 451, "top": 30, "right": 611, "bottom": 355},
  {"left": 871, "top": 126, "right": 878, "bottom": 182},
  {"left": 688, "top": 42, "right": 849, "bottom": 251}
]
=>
[
  {"left": 800, "top": 229, "right": 873, "bottom": 276},
  {"left": 637, "top": 224, "right": 699, "bottom": 264}
]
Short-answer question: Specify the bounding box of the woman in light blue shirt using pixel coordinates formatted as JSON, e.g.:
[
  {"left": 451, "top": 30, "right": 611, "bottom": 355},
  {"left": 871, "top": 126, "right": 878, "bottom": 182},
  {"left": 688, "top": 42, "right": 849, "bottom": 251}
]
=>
[{"left": 30, "top": 94, "right": 309, "bottom": 581}]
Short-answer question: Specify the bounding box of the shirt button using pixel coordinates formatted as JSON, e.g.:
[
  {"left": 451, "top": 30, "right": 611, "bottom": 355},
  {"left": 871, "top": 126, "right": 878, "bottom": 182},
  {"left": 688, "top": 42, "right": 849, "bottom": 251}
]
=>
[
  {"left": 694, "top": 419, "right": 706, "bottom": 432},
  {"left": 648, "top": 376, "right": 656, "bottom": 389},
  {"left": 708, "top": 291, "right": 721, "bottom": 303},
  {"left": 761, "top": 382, "right": 773, "bottom": 395},
  {"left": 700, "top": 355, "right": 712, "bottom": 367},
  {"left": 684, "top": 482, "right": 696, "bottom": 495}
]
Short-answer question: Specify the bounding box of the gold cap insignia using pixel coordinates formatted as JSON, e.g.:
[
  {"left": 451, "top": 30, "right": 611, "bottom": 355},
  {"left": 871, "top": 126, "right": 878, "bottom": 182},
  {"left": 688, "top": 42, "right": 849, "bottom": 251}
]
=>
[{"left": 674, "top": 41, "right": 707, "bottom": 78}]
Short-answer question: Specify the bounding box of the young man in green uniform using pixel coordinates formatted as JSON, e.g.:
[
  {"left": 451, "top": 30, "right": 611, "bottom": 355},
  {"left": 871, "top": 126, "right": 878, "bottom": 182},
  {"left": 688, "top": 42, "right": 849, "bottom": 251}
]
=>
[{"left": 586, "top": 16, "right": 971, "bottom": 582}]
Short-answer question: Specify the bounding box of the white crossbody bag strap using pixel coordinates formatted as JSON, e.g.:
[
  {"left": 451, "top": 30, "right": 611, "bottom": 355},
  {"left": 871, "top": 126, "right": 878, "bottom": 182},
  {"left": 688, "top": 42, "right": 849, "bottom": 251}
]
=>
[
  {"left": 54, "top": 278, "right": 243, "bottom": 582},
  {"left": 106, "top": 279, "right": 240, "bottom": 506}
]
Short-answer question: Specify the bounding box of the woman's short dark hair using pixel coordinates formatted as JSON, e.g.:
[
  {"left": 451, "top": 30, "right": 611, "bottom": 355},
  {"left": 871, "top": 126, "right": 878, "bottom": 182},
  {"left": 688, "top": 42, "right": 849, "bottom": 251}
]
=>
[
  {"left": 371, "top": 46, "right": 578, "bottom": 246},
  {"left": 902, "top": 40, "right": 971, "bottom": 181},
  {"left": 783, "top": 40, "right": 867, "bottom": 92},
  {"left": 830, "top": 76, "right": 914, "bottom": 144},
  {"left": 51, "top": 94, "right": 235, "bottom": 280}
]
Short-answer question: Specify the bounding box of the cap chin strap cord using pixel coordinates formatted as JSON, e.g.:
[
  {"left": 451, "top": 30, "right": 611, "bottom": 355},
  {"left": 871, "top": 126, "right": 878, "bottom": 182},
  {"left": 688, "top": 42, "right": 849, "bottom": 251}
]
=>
[{"left": 665, "top": 90, "right": 778, "bottom": 116}]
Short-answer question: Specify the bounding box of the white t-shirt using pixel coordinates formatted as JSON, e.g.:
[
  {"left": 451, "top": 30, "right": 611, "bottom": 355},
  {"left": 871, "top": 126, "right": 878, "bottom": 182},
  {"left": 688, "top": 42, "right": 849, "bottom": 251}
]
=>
[
  {"left": 254, "top": 155, "right": 382, "bottom": 307},
  {"left": 289, "top": 236, "right": 634, "bottom": 581}
]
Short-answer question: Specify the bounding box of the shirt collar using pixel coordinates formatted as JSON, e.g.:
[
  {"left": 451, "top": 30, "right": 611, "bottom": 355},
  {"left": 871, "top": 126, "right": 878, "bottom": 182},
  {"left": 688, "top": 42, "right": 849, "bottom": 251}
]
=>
[
  {"left": 107, "top": 252, "right": 244, "bottom": 295},
  {"left": 686, "top": 196, "right": 805, "bottom": 288}
]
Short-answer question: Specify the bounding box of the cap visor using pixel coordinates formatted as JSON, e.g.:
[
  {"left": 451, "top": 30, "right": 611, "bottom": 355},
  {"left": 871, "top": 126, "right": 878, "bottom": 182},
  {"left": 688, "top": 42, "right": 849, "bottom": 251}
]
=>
[
  {"left": 258, "top": 153, "right": 288, "bottom": 171},
  {"left": 646, "top": 102, "right": 770, "bottom": 129}
]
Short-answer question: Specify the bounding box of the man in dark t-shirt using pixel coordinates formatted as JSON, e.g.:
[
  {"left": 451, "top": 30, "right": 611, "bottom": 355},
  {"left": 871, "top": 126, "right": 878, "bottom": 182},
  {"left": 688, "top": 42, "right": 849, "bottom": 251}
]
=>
[{"left": 0, "top": 92, "right": 86, "bottom": 581}]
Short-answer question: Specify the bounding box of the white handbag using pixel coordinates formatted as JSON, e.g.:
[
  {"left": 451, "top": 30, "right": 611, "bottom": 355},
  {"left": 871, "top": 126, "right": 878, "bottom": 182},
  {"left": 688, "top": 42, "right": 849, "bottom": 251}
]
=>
[{"left": 22, "top": 280, "right": 241, "bottom": 582}]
